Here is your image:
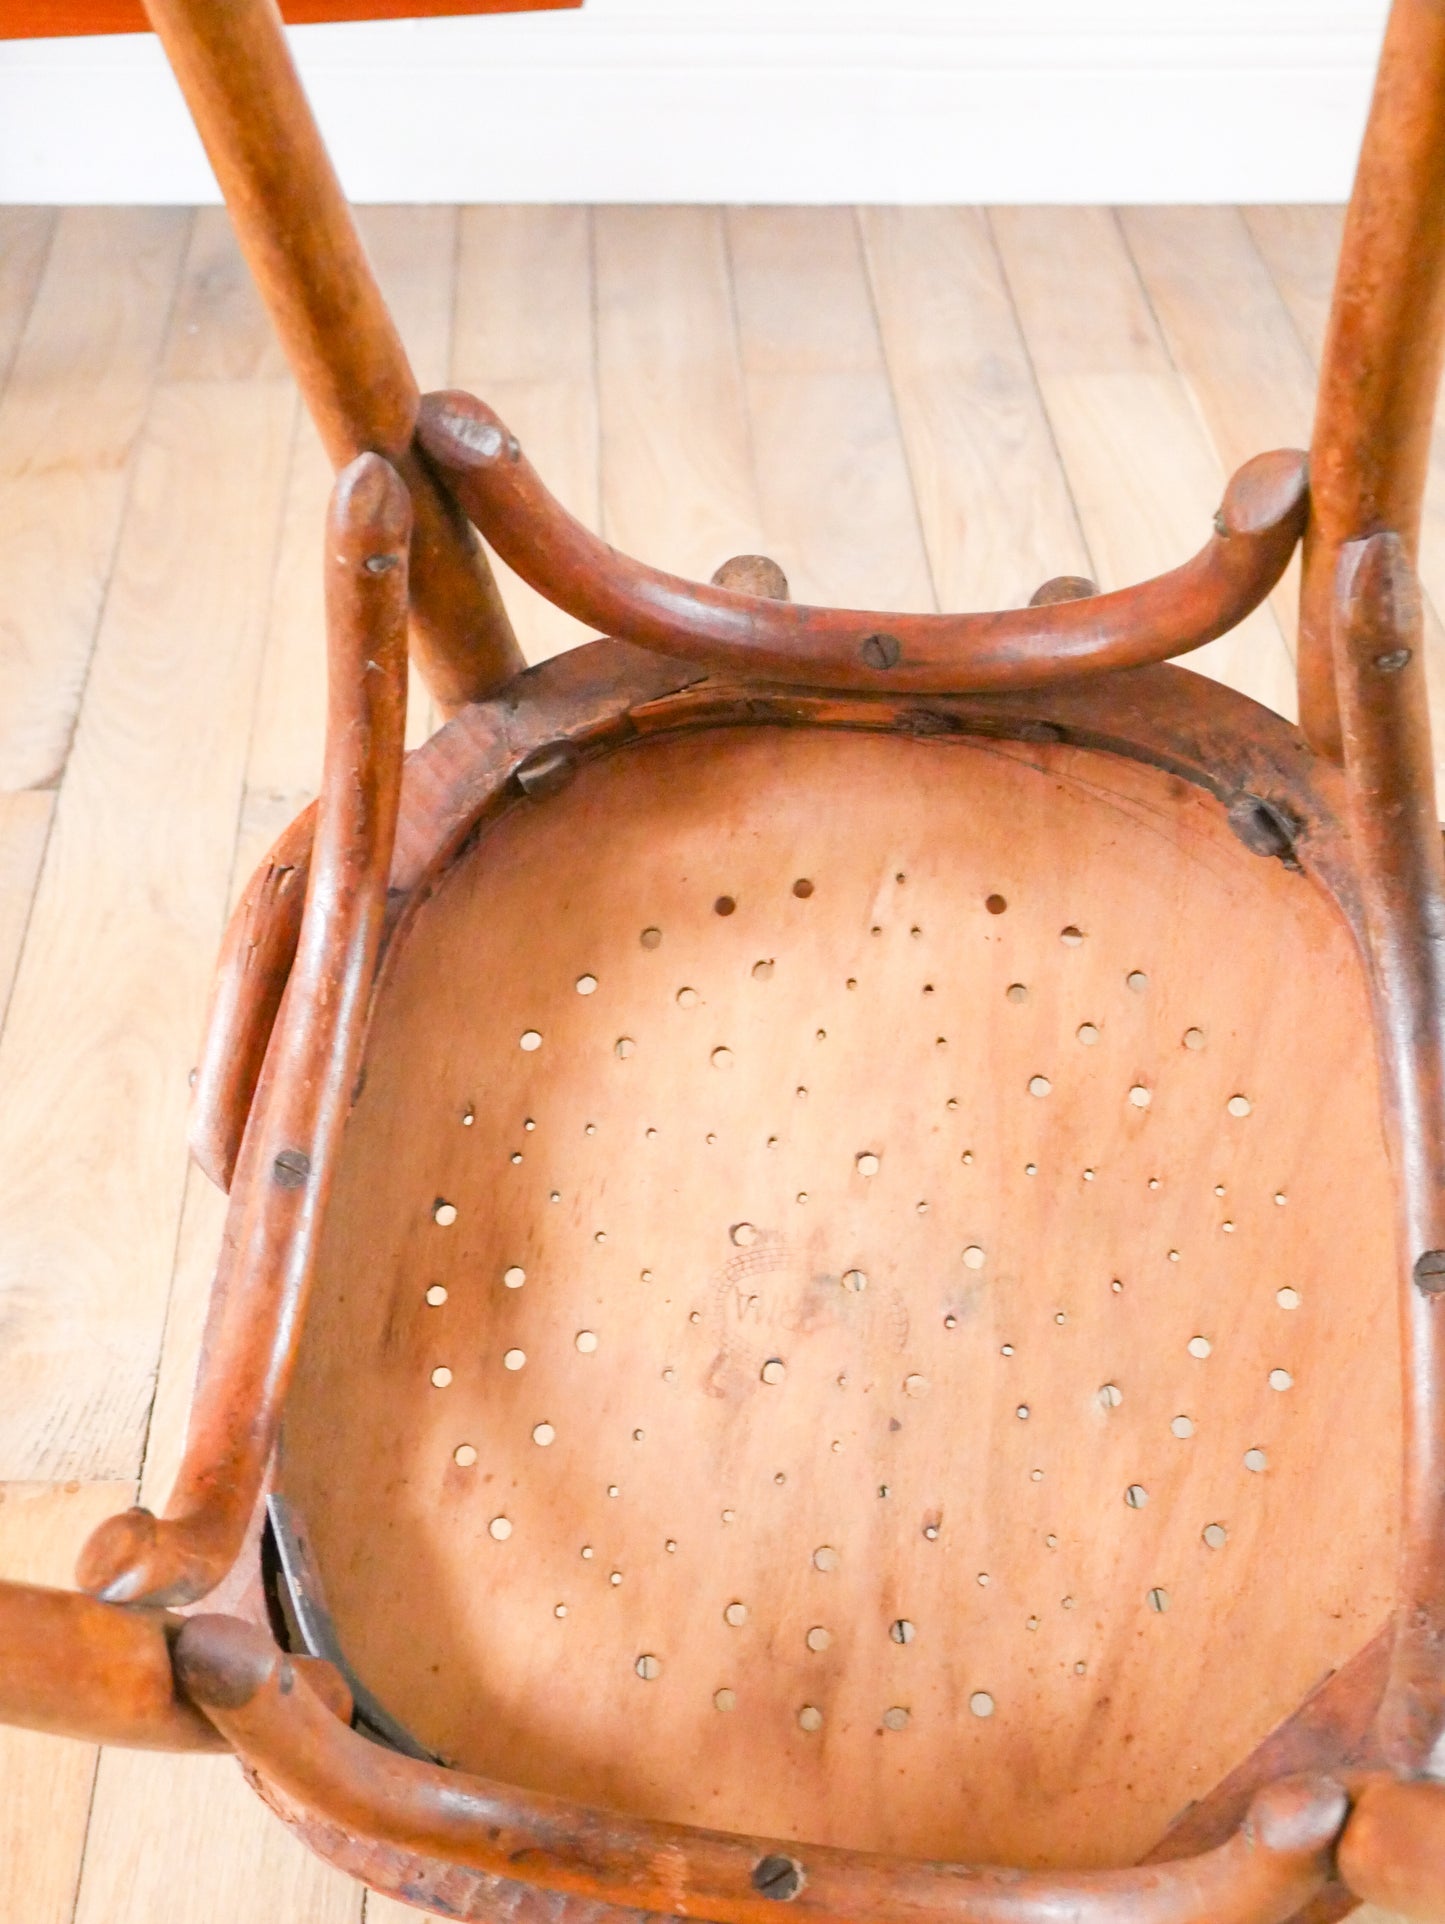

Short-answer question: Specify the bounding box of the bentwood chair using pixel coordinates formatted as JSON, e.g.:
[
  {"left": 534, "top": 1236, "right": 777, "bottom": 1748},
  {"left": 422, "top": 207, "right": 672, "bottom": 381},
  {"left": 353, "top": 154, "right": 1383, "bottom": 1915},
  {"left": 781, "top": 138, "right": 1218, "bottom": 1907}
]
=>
[{"left": 6, "top": 4, "right": 1445, "bottom": 1923}]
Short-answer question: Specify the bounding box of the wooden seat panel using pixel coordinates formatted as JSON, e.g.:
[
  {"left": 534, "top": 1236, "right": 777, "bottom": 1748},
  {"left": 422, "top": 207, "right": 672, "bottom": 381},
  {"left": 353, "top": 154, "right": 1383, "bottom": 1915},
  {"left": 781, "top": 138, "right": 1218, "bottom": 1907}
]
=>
[{"left": 280, "top": 722, "right": 1398, "bottom": 1870}]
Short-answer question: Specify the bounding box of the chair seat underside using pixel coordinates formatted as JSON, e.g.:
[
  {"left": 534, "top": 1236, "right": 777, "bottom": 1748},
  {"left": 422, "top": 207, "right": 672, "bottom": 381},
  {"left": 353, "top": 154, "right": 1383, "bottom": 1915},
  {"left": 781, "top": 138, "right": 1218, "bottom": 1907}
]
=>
[{"left": 279, "top": 722, "right": 1399, "bottom": 1871}]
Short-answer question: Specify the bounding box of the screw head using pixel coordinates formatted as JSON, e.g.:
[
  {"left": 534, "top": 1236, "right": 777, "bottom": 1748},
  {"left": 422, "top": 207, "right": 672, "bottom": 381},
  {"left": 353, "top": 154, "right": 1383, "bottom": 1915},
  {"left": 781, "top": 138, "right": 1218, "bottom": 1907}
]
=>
[
  {"left": 860, "top": 632, "right": 902, "bottom": 670},
  {"left": 752, "top": 1856, "right": 805, "bottom": 1901},
  {"left": 272, "top": 1148, "right": 311, "bottom": 1188},
  {"left": 1227, "top": 792, "right": 1298, "bottom": 863},
  {"left": 1416, "top": 1250, "right": 1445, "bottom": 1293}
]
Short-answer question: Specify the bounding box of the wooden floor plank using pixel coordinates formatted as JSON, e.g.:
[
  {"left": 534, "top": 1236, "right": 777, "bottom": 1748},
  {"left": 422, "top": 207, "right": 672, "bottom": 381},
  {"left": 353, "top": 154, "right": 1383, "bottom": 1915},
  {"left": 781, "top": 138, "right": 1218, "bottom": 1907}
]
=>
[
  {"left": 593, "top": 206, "right": 764, "bottom": 578},
  {"left": 0, "top": 790, "right": 54, "bottom": 1034},
  {"left": 74, "top": 1750, "right": 361, "bottom": 1924},
  {"left": 1121, "top": 205, "right": 1317, "bottom": 661},
  {"left": 726, "top": 206, "right": 934, "bottom": 612},
  {"left": 859, "top": 204, "right": 1090, "bottom": 615},
  {"left": 1242, "top": 206, "right": 1345, "bottom": 365},
  {"left": 0, "top": 214, "right": 295, "bottom": 1481},
  {"left": 991, "top": 205, "right": 1297, "bottom": 716},
  {"left": 0, "top": 208, "right": 192, "bottom": 793},
  {"left": 0, "top": 209, "right": 55, "bottom": 399},
  {"left": 0, "top": 1480, "right": 136, "bottom": 1924},
  {"left": 452, "top": 205, "right": 598, "bottom": 662}
]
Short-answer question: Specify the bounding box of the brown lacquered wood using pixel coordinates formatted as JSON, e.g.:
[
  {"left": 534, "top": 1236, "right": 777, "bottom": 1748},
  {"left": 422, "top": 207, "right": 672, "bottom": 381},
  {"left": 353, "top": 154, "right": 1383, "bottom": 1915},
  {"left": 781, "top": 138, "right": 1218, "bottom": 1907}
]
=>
[
  {"left": 137, "top": 0, "right": 522, "bottom": 711},
  {"left": 1338, "top": 1775, "right": 1445, "bottom": 1922},
  {"left": 21, "top": 1, "right": 1445, "bottom": 1917},
  {"left": 417, "top": 390, "right": 1309, "bottom": 693},
  {"left": 190, "top": 804, "right": 314, "bottom": 1192},
  {"left": 1330, "top": 533, "right": 1445, "bottom": 1770},
  {"left": 281, "top": 700, "right": 1395, "bottom": 1870},
  {"left": 77, "top": 453, "right": 411, "bottom": 1608},
  {"left": 0, "top": 1579, "right": 226, "bottom": 1752},
  {"left": 4, "top": 0, "right": 576, "bottom": 35},
  {"left": 174, "top": 1614, "right": 1349, "bottom": 1924},
  {"left": 1302, "top": 0, "right": 1445, "bottom": 755},
  {"left": 187, "top": 630, "right": 1379, "bottom": 1204}
]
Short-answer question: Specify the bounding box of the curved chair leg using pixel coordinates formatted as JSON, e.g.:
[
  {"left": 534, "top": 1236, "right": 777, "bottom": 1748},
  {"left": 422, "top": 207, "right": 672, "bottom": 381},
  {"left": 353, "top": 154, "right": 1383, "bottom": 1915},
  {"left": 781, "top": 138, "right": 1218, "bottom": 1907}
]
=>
[
  {"left": 75, "top": 453, "right": 411, "bottom": 1609},
  {"left": 1331, "top": 534, "right": 1445, "bottom": 1769},
  {"left": 0, "top": 1579, "right": 225, "bottom": 1752},
  {"left": 174, "top": 1615, "right": 1350, "bottom": 1924},
  {"left": 1302, "top": 0, "right": 1445, "bottom": 755}
]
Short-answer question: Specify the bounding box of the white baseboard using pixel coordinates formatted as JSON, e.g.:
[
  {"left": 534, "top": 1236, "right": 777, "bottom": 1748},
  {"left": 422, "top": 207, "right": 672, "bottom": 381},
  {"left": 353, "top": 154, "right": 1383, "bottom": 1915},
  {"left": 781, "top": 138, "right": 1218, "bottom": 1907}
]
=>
[{"left": 0, "top": 4, "right": 1388, "bottom": 205}]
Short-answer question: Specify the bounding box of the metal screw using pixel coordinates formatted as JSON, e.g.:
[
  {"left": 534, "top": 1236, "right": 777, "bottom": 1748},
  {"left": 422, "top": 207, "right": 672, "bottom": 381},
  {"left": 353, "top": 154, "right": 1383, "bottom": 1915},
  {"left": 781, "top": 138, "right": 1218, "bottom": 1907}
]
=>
[
  {"left": 516, "top": 741, "right": 580, "bottom": 799},
  {"left": 1212, "top": 508, "right": 1229, "bottom": 537},
  {"left": 272, "top": 1148, "right": 311, "bottom": 1188},
  {"left": 860, "top": 632, "right": 902, "bottom": 670},
  {"left": 1416, "top": 1250, "right": 1445, "bottom": 1294},
  {"left": 1227, "top": 792, "right": 1299, "bottom": 864},
  {"left": 1375, "top": 648, "right": 1412, "bottom": 673},
  {"left": 752, "top": 1856, "right": 805, "bottom": 1901},
  {"left": 363, "top": 553, "right": 399, "bottom": 574}
]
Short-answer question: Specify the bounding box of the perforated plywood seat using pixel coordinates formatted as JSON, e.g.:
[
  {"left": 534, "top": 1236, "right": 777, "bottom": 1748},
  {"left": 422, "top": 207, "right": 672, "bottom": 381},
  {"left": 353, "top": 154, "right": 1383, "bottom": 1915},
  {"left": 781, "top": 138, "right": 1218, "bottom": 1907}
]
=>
[
  {"left": 280, "top": 718, "right": 1398, "bottom": 1873},
  {"left": 14, "top": 2, "right": 1445, "bottom": 1921}
]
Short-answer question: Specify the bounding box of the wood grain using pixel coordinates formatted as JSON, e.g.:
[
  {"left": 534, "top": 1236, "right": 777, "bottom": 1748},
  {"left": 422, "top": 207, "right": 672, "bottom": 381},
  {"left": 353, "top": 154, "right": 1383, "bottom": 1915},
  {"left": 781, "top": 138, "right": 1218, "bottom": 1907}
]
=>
[
  {"left": 0, "top": 207, "right": 191, "bottom": 792},
  {"left": 248, "top": 203, "right": 455, "bottom": 844},
  {"left": 0, "top": 209, "right": 54, "bottom": 399},
  {"left": 281, "top": 719, "right": 1396, "bottom": 1869},
  {"left": 727, "top": 206, "right": 935, "bottom": 613},
  {"left": 452, "top": 205, "right": 598, "bottom": 663},
  {"left": 73, "top": 1747, "right": 362, "bottom": 1924},
  {"left": 0, "top": 1480, "right": 137, "bottom": 1924},
  {"left": 0, "top": 790, "right": 55, "bottom": 1029},
  {"left": 1243, "top": 200, "right": 1445, "bottom": 780},
  {"left": 0, "top": 213, "right": 295, "bottom": 1480},
  {"left": 0, "top": 196, "right": 1428, "bottom": 1922},
  {"left": 1243, "top": 208, "right": 1346, "bottom": 366},
  {"left": 991, "top": 206, "right": 1297, "bottom": 717},
  {"left": 594, "top": 207, "right": 765, "bottom": 579},
  {"left": 859, "top": 206, "right": 1091, "bottom": 617},
  {"left": 1120, "top": 206, "right": 1315, "bottom": 660}
]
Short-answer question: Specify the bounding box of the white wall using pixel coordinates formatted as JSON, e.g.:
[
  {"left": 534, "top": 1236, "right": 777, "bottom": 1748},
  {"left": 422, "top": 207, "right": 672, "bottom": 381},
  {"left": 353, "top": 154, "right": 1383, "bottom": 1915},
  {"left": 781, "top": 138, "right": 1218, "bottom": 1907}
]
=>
[{"left": 0, "top": 1, "right": 1389, "bottom": 205}]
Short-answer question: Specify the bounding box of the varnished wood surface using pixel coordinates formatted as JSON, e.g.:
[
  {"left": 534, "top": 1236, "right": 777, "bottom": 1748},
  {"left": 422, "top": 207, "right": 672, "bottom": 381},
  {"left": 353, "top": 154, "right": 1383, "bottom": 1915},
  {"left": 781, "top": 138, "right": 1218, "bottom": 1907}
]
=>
[{"left": 0, "top": 199, "right": 1426, "bottom": 1924}]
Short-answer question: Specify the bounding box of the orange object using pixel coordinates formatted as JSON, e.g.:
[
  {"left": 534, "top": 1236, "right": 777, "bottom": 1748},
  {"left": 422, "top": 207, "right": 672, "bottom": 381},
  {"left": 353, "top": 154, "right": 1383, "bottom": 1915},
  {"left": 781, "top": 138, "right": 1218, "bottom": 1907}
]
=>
[{"left": 3, "top": 0, "right": 578, "bottom": 38}]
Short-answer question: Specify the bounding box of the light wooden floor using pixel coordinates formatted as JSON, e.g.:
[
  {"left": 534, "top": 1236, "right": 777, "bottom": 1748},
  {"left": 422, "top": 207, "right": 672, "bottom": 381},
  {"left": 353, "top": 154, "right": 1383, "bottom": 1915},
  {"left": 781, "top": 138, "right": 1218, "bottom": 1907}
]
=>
[{"left": 0, "top": 200, "right": 1425, "bottom": 1922}]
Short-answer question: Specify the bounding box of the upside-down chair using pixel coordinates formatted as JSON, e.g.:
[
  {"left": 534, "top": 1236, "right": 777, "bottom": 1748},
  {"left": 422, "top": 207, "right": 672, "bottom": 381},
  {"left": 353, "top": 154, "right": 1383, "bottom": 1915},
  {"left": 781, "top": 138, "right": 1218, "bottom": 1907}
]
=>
[{"left": 8, "top": 3, "right": 1445, "bottom": 1921}]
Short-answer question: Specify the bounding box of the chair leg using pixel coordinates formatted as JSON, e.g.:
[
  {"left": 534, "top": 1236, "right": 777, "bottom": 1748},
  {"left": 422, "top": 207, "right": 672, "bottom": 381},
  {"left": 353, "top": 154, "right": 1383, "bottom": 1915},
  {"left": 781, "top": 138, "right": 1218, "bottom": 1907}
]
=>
[
  {"left": 141, "top": 0, "right": 523, "bottom": 711},
  {"left": 76, "top": 454, "right": 411, "bottom": 1608},
  {"left": 1303, "top": 0, "right": 1445, "bottom": 757}
]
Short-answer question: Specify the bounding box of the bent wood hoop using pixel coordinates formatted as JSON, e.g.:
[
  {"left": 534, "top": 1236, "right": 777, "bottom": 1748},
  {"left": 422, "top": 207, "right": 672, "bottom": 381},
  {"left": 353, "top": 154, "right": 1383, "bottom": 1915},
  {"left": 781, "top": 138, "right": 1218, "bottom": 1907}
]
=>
[{"left": 7, "top": 1, "right": 1445, "bottom": 1923}]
